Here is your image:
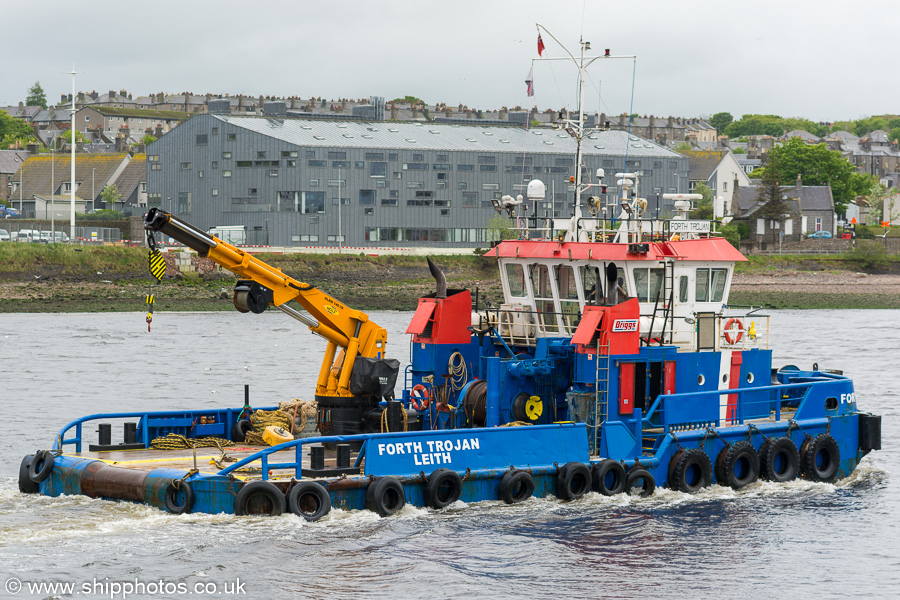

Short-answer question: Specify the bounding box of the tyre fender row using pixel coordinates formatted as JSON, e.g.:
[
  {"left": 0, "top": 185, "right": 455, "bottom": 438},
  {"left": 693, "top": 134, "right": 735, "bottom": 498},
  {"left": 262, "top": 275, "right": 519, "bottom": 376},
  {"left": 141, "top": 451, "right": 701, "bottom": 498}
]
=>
[{"left": 667, "top": 433, "right": 840, "bottom": 493}]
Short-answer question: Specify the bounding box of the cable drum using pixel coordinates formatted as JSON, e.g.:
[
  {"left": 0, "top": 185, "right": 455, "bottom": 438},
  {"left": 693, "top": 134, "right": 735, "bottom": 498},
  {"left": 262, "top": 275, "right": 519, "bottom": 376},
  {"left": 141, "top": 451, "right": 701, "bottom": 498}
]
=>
[{"left": 463, "top": 380, "right": 488, "bottom": 427}]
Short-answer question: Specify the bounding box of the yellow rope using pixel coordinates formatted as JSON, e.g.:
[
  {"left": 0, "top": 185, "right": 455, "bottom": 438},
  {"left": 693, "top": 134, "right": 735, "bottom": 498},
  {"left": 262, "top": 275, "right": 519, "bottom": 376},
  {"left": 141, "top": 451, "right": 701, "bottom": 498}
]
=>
[{"left": 150, "top": 433, "right": 235, "bottom": 451}]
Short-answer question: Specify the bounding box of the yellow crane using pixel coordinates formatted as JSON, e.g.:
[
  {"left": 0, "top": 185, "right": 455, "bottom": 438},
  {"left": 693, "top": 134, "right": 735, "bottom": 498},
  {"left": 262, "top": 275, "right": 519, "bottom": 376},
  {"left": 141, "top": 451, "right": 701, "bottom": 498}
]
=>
[{"left": 143, "top": 208, "right": 387, "bottom": 399}]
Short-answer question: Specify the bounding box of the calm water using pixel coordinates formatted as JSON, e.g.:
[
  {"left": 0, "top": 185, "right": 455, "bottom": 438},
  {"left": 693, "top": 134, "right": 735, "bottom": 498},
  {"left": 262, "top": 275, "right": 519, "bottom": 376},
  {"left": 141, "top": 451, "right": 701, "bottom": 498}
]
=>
[{"left": 0, "top": 310, "right": 896, "bottom": 599}]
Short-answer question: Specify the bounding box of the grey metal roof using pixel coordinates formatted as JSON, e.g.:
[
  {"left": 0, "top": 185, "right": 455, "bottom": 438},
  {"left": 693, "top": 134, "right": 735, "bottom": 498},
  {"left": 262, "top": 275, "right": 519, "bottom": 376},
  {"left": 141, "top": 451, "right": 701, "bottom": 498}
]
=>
[{"left": 211, "top": 115, "right": 682, "bottom": 158}]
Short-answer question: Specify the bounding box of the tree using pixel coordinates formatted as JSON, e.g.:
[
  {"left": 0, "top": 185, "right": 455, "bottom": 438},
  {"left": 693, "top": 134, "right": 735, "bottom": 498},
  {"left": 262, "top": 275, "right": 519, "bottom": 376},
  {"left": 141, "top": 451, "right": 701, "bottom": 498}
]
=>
[
  {"left": 693, "top": 182, "right": 715, "bottom": 220},
  {"left": 732, "top": 147, "right": 747, "bottom": 154},
  {"left": 142, "top": 134, "right": 157, "bottom": 145},
  {"left": 0, "top": 109, "right": 37, "bottom": 148},
  {"left": 26, "top": 81, "right": 47, "bottom": 109},
  {"left": 865, "top": 183, "right": 887, "bottom": 224},
  {"left": 100, "top": 184, "right": 121, "bottom": 207},
  {"left": 752, "top": 137, "right": 873, "bottom": 215},
  {"left": 755, "top": 164, "right": 792, "bottom": 245},
  {"left": 58, "top": 129, "right": 88, "bottom": 145},
  {"left": 674, "top": 142, "right": 693, "bottom": 153},
  {"left": 710, "top": 112, "right": 733, "bottom": 134},
  {"left": 485, "top": 214, "right": 516, "bottom": 242}
]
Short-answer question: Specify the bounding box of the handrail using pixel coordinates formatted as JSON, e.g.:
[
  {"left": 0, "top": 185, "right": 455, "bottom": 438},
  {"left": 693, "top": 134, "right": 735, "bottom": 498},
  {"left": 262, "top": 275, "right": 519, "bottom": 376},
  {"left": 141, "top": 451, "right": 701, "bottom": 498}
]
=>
[
  {"left": 53, "top": 406, "right": 277, "bottom": 452},
  {"left": 640, "top": 378, "right": 848, "bottom": 428}
]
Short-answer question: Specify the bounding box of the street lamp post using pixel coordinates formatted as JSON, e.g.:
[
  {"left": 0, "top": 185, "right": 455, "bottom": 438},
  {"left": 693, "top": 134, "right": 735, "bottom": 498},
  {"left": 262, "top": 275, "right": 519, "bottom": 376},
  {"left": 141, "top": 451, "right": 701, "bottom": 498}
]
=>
[{"left": 50, "top": 148, "right": 54, "bottom": 236}]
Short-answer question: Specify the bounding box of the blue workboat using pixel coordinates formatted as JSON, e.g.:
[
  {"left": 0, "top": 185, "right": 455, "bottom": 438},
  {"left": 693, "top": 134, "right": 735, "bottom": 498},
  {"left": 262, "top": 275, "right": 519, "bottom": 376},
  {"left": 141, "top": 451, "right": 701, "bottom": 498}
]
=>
[{"left": 20, "top": 34, "right": 881, "bottom": 520}]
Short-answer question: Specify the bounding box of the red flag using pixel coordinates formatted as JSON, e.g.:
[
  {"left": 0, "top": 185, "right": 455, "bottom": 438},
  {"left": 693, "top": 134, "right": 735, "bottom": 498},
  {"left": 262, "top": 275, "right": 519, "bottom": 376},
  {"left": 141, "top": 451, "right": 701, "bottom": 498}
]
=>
[
  {"left": 525, "top": 66, "right": 534, "bottom": 97},
  {"left": 537, "top": 34, "right": 545, "bottom": 56}
]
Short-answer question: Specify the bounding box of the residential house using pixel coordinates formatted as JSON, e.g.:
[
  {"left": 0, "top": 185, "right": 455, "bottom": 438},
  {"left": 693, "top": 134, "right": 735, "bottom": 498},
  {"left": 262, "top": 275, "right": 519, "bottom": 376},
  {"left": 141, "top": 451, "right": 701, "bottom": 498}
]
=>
[
  {"left": 733, "top": 175, "right": 836, "bottom": 243},
  {"left": 707, "top": 152, "right": 751, "bottom": 214},
  {"left": 0, "top": 149, "right": 29, "bottom": 202},
  {"left": 75, "top": 106, "right": 190, "bottom": 146},
  {"left": 8, "top": 152, "right": 147, "bottom": 217},
  {"left": 826, "top": 129, "right": 900, "bottom": 178}
]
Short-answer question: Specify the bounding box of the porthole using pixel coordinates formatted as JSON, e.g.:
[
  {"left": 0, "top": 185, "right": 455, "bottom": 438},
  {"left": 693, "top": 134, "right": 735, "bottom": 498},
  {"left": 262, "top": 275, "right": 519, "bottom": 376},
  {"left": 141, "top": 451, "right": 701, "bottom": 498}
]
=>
[
  {"left": 746, "top": 372, "right": 755, "bottom": 384},
  {"left": 722, "top": 374, "right": 728, "bottom": 383},
  {"left": 697, "top": 375, "right": 705, "bottom": 385},
  {"left": 825, "top": 397, "right": 838, "bottom": 411}
]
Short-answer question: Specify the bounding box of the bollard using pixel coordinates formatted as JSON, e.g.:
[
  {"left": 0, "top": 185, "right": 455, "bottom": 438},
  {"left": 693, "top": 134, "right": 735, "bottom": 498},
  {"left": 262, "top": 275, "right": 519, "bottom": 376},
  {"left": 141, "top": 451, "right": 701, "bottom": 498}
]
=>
[
  {"left": 336, "top": 444, "right": 351, "bottom": 468},
  {"left": 98, "top": 423, "right": 111, "bottom": 446},
  {"left": 124, "top": 423, "right": 137, "bottom": 444},
  {"left": 310, "top": 445, "right": 325, "bottom": 470}
]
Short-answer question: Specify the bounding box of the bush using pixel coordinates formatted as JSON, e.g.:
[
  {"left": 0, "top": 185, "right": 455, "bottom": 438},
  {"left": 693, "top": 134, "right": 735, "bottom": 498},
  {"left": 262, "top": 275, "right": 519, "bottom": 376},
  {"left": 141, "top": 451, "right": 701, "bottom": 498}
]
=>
[{"left": 846, "top": 240, "right": 889, "bottom": 270}]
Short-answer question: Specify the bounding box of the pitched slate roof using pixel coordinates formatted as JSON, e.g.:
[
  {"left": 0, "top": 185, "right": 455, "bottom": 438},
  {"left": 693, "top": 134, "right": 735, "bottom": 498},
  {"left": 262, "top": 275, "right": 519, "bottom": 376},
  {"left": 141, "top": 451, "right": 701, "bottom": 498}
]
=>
[
  {"left": 784, "top": 129, "right": 821, "bottom": 142},
  {"left": 736, "top": 184, "right": 833, "bottom": 217},
  {"left": 112, "top": 154, "right": 146, "bottom": 199},
  {"left": 683, "top": 150, "right": 726, "bottom": 181},
  {"left": 10, "top": 153, "right": 130, "bottom": 200},
  {"left": 0, "top": 149, "right": 29, "bottom": 175}
]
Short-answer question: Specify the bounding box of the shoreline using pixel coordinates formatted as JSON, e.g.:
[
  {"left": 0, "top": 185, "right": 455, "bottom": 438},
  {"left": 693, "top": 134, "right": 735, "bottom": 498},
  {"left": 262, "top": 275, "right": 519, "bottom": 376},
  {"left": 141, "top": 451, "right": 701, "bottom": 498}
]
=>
[{"left": 2, "top": 270, "right": 899, "bottom": 312}]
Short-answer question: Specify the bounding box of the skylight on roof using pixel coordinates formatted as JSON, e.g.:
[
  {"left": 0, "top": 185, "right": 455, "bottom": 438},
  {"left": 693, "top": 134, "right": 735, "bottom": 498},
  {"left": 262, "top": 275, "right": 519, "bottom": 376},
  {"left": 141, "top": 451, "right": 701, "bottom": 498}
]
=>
[
  {"left": 594, "top": 145, "right": 604, "bottom": 149},
  {"left": 343, "top": 134, "right": 354, "bottom": 138},
  {"left": 362, "top": 134, "right": 373, "bottom": 139},
  {"left": 301, "top": 125, "right": 312, "bottom": 130},
  {"left": 314, "top": 135, "right": 325, "bottom": 140},
  {"left": 466, "top": 138, "right": 477, "bottom": 142},
  {"left": 500, "top": 139, "right": 510, "bottom": 143},
  {"left": 388, "top": 128, "right": 399, "bottom": 133},
  {"left": 543, "top": 141, "right": 554, "bottom": 145},
  {"left": 337, "top": 124, "right": 348, "bottom": 128},
  {"left": 429, "top": 130, "right": 440, "bottom": 134},
  {"left": 406, "top": 138, "right": 416, "bottom": 143},
  {"left": 483, "top": 131, "right": 493, "bottom": 136}
]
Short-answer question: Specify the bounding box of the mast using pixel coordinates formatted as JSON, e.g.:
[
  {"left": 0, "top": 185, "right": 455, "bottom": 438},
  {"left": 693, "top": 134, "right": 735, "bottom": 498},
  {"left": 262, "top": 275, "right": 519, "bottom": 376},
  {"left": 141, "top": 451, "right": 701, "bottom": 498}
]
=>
[{"left": 533, "top": 25, "right": 635, "bottom": 242}]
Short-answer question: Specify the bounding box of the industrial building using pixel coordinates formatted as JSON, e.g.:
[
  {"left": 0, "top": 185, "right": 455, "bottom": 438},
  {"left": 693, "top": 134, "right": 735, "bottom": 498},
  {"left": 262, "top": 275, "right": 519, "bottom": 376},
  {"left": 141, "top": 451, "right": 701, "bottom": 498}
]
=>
[{"left": 147, "top": 103, "right": 689, "bottom": 247}]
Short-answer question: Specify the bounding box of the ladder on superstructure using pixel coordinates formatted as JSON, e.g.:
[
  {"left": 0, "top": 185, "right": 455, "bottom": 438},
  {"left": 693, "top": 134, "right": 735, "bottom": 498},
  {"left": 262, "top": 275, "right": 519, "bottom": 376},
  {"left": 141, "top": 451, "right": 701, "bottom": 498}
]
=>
[{"left": 591, "top": 341, "right": 611, "bottom": 456}]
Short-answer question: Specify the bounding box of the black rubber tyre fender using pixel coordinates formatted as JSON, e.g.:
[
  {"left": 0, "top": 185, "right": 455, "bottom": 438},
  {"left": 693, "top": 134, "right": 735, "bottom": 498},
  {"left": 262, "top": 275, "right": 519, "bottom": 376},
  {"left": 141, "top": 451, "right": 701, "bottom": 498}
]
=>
[
  {"left": 801, "top": 433, "right": 840, "bottom": 482},
  {"left": 366, "top": 477, "right": 406, "bottom": 517},
  {"left": 761, "top": 437, "right": 801, "bottom": 482},
  {"left": 498, "top": 469, "right": 535, "bottom": 504},
  {"left": 164, "top": 480, "right": 195, "bottom": 515},
  {"left": 19, "top": 454, "right": 39, "bottom": 494},
  {"left": 592, "top": 459, "right": 627, "bottom": 496},
  {"left": 28, "top": 450, "right": 54, "bottom": 483},
  {"left": 669, "top": 448, "right": 713, "bottom": 493},
  {"left": 624, "top": 468, "right": 656, "bottom": 497},
  {"left": 234, "top": 480, "right": 285, "bottom": 516},
  {"left": 424, "top": 468, "right": 462, "bottom": 509},
  {"left": 556, "top": 462, "right": 591, "bottom": 501},
  {"left": 231, "top": 419, "right": 253, "bottom": 443},
  {"left": 757, "top": 438, "right": 773, "bottom": 480},
  {"left": 720, "top": 441, "right": 760, "bottom": 490},
  {"left": 287, "top": 481, "right": 331, "bottom": 521}
]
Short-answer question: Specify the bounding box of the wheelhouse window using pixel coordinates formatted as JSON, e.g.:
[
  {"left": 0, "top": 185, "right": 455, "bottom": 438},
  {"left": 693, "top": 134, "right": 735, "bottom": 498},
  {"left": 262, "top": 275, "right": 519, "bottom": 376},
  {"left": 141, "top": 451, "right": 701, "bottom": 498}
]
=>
[
  {"left": 633, "top": 268, "right": 665, "bottom": 302},
  {"left": 555, "top": 265, "right": 580, "bottom": 333},
  {"left": 505, "top": 263, "right": 527, "bottom": 298},
  {"left": 529, "top": 263, "right": 558, "bottom": 333},
  {"left": 696, "top": 268, "right": 728, "bottom": 302}
]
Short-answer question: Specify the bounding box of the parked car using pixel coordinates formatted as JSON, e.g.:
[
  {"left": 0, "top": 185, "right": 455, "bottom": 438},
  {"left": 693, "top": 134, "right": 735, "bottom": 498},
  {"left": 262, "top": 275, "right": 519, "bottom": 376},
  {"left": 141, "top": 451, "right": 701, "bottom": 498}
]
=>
[
  {"left": 52, "top": 231, "right": 70, "bottom": 243},
  {"left": 0, "top": 228, "right": 10, "bottom": 242},
  {"left": 0, "top": 205, "right": 20, "bottom": 218},
  {"left": 807, "top": 231, "right": 833, "bottom": 239}
]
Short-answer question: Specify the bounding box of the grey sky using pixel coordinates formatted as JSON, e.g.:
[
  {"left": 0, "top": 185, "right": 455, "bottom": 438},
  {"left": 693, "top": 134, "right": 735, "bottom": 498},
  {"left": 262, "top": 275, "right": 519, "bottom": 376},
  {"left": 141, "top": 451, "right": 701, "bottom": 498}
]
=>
[{"left": 2, "top": 0, "right": 895, "bottom": 123}]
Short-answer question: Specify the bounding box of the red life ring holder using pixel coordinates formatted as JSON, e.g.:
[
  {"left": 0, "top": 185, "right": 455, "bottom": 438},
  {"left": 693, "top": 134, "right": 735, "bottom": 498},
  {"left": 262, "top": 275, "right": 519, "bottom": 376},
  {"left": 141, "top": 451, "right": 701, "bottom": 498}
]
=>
[
  {"left": 410, "top": 384, "right": 430, "bottom": 411},
  {"left": 724, "top": 318, "right": 744, "bottom": 345}
]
